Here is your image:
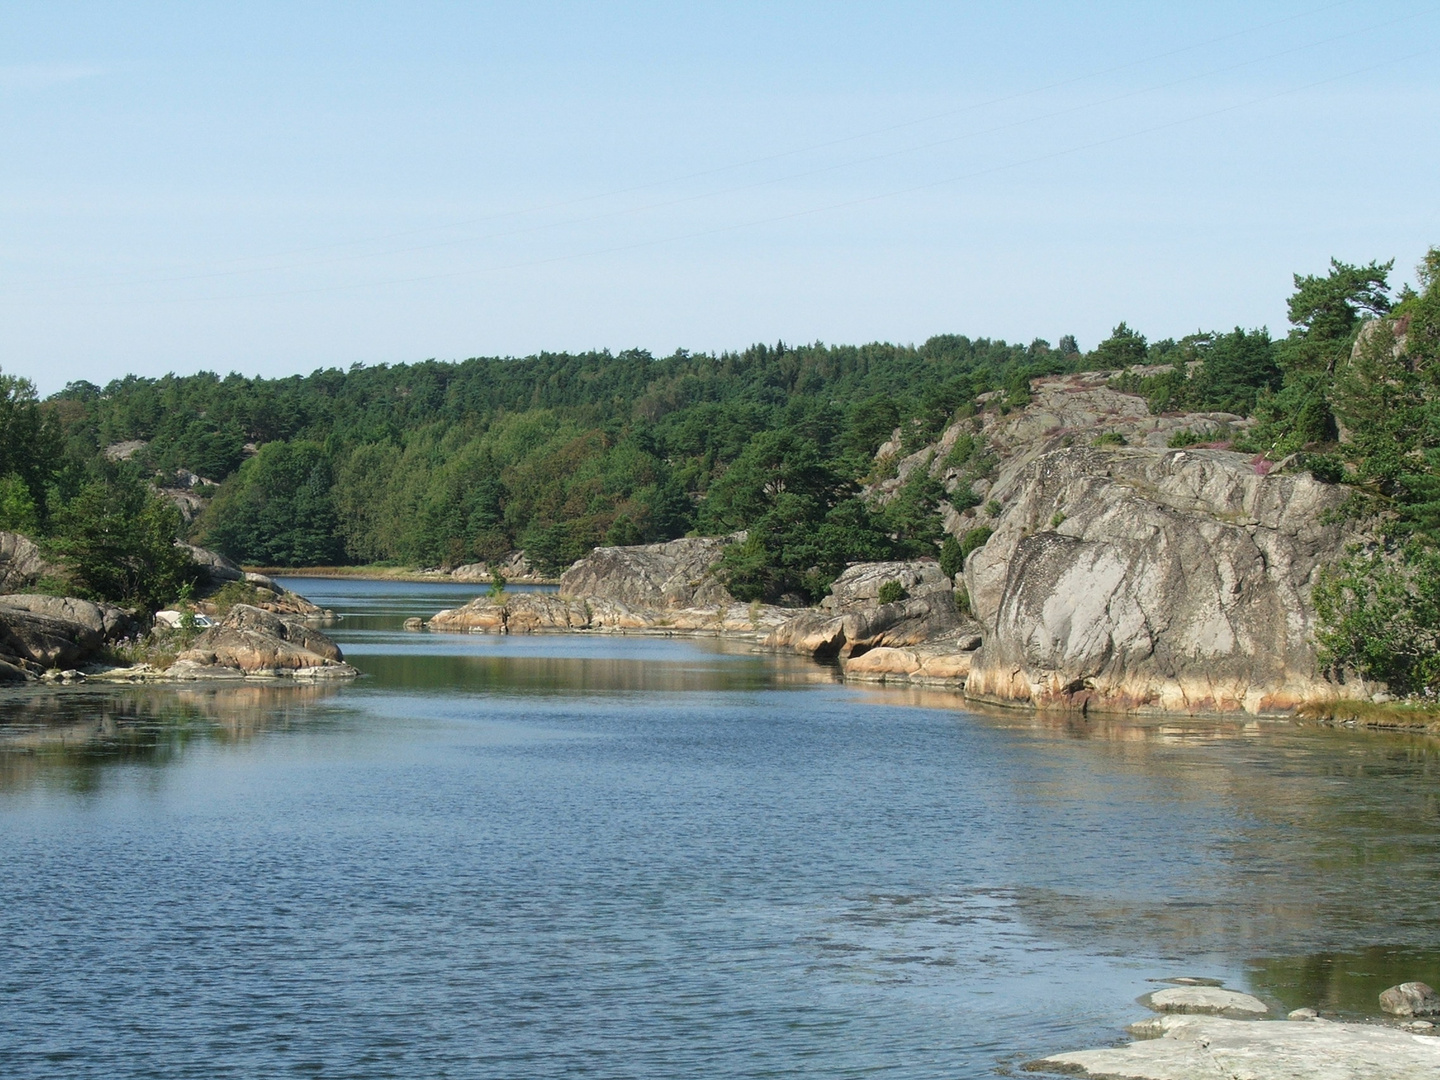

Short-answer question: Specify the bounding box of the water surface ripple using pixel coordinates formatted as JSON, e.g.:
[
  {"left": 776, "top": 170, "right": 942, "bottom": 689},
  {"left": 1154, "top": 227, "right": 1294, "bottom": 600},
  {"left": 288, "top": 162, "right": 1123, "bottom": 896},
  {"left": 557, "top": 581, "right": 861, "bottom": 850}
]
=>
[{"left": 1, "top": 577, "right": 1437, "bottom": 1078}]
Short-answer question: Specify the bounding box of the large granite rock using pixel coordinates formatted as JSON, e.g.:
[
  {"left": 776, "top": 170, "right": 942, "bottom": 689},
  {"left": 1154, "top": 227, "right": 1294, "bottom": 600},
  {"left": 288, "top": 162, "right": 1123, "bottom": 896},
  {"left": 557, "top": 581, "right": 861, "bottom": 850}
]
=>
[
  {"left": 173, "top": 604, "right": 355, "bottom": 678},
  {"left": 0, "top": 595, "right": 137, "bottom": 680},
  {"left": 0, "top": 531, "right": 58, "bottom": 593},
  {"left": 963, "top": 446, "right": 1361, "bottom": 715},
  {"left": 558, "top": 535, "right": 740, "bottom": 609},
  {"left": 820, "top": 559, "right": 952, "bottom": 609},
  {"left": 1036, "top": 1013, "right": 1440, "bottom": 1079},
  {"left": 0, "top": 594, "right": 135, "bottom": 641}
]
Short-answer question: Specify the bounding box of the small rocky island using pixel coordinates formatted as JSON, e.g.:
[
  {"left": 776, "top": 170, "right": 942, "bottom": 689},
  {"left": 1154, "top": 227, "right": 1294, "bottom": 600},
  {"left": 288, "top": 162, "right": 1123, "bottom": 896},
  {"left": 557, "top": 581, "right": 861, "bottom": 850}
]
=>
[{"left": 0, "top": 536, "right": 355, "bottom": 683}]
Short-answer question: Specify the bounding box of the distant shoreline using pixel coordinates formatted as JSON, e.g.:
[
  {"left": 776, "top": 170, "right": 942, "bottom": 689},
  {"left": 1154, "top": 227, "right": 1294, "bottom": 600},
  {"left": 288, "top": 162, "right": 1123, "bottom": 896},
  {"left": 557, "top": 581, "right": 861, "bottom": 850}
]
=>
[{"left": 250, "top": 565, "right": 562, "bottom": 586}]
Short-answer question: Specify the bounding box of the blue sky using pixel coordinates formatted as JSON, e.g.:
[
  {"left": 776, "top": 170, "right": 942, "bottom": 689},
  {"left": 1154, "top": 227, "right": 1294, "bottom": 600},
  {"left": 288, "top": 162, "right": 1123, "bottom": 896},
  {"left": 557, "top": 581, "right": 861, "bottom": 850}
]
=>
[{"left": 2, "top": 1, "right": 1437, "bottom": 394}]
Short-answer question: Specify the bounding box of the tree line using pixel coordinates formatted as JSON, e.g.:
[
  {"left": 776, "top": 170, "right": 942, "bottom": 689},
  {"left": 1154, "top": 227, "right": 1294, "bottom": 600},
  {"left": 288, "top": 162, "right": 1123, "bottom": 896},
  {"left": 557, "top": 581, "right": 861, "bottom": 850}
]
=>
[{"left": 2, "top": 247, "right": 1437, "bottom": 697}]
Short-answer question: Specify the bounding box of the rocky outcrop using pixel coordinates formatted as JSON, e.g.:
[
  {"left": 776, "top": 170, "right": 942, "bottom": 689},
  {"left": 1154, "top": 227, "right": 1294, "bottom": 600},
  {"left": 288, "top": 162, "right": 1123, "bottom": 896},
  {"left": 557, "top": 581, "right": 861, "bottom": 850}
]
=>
[
  {"left": 764, "top": 561, "right": 981, "bottom": 686},
  {"left": 0, "top": 594, "right": 136, "bottom": 680},
  {"left": 558, "top": 535, "right": 741, "bottom": 608},
  {"left": 181, "top": 542, "right": 245, "bottom": 583},
  {"left": 1037, "top": 1013, "right": 1440, "bottom": 1079},
  {"left": 0, "top": 531, "right": 58, "bottom": 593},
  {"left": 171, "top": 605, "right": 355, "bottom": 679},
  {"left": 427, "top": 590, "right": 790, "bottom": 637},
  {"left": 450, "top": 552, "right": 543, "bottom": 583},
  {"left": 962, "top": 446, "right": 1361, "bottom": 715},
  {"left": 179, "top": 544, "right": 331, "bottom": 620}
]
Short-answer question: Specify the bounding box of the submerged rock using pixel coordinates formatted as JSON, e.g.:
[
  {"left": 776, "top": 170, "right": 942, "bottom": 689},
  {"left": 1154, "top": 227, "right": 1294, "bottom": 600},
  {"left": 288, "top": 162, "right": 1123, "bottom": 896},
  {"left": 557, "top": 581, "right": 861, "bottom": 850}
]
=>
[
  {"left": 1140, "top": 985, "right": 1269, "bottom": 1017},
  {"left": 964, "top": 446, "right": 1365, "bottom": 715},
  {"left": 1035, "top": 1013, "right": 1440, "bottom": 1079}
]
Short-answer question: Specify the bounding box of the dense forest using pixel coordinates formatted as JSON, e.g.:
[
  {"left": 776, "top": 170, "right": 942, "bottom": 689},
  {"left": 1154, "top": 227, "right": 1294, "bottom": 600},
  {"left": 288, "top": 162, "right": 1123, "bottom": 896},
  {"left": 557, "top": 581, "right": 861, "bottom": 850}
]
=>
[{"left": 2, "top": 248, "right": 1438, "bottom": 688}]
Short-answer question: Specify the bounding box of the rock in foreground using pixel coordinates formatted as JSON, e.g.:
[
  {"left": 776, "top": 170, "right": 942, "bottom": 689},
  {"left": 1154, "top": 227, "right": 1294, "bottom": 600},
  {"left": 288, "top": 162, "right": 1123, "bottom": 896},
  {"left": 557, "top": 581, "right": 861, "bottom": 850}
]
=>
[
  {"left": 1034, "top": 1013, "right": 1440, "bottom": 1079},
  {"left": 1381, "top": 982, "right": 1440, "bottom": 1017}
]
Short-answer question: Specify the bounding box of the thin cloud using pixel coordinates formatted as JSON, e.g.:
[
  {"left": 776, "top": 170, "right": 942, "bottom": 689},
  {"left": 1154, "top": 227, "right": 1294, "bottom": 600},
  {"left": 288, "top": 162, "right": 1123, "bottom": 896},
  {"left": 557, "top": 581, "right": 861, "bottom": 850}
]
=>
[{"left": 0, "top": 63, "right": 106, "bottom": 90}]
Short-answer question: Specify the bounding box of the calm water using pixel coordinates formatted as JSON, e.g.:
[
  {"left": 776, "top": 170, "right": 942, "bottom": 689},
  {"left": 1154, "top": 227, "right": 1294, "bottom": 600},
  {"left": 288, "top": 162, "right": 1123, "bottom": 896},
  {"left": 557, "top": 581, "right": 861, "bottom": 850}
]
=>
[{"left": 1, "top": 577, "right": 1438, "bottom": 1079}]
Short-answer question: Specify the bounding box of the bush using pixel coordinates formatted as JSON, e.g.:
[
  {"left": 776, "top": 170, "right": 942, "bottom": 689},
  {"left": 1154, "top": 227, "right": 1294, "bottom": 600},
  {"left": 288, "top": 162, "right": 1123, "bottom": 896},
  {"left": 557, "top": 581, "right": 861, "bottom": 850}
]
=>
[
  {"left": 939, "top": 533, "right": 964, "bottom": 579},
  {"left": 877, "top": 580, "right": 908, "bottom": 604},
  {"left": 1091, "top": 432, "right": 1126, "bottom": 448},
  {"left": 960, "top": 526, "right": 993, "bottom": 561},
  {"left": 1313, "top": 543, "right": 1440, "bottom": 698},
  {"left": 985, "top": 500, "right": 1002, "bottom": 518},
  {"left": 948, "top": 484, "right": 981, "bottom": 513},
  {"left": 1167, "top": 429, "right": 1203, "bottom": 448}
]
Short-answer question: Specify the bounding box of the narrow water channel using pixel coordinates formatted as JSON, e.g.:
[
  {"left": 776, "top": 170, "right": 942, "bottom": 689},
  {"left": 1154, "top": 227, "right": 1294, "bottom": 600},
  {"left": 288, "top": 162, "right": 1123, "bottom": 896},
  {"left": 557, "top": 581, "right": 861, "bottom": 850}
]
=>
[{"left": 1, "top": 577, "right": 1436, "bottom": 1078}]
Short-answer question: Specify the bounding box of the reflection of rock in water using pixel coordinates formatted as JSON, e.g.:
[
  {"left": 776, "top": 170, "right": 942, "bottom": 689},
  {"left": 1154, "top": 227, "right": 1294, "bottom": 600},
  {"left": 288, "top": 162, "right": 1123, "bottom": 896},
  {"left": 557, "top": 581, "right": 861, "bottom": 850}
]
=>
[{"left": 0, "top": 682, "right": 344, "bottom": 789}]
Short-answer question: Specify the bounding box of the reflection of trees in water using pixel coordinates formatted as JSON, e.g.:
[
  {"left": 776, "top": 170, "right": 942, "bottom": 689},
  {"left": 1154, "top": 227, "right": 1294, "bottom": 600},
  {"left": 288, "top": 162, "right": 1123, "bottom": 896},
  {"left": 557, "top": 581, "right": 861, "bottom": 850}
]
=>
[
  {"left": 1248, "top": 946, "right": 1440, "bottom": 1017},
  {"left": 0, "top": 683, "right": 344, "bottom": 791},
  {"left": 859, "top": 687, "right": 1440, "bottom": 975}
]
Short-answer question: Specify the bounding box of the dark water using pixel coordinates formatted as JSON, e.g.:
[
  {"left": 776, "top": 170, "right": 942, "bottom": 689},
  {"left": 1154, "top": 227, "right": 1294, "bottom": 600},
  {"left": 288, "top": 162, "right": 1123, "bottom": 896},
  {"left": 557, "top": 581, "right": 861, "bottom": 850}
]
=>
[{"left": 1, "top": 577, "right": 1437, "bottom": 1079}]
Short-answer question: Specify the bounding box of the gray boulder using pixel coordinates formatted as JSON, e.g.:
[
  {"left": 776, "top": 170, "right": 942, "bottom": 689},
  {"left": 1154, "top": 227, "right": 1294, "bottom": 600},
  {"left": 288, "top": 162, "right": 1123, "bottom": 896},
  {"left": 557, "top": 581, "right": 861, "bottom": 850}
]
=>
[
  {"left": 559, "top": 535, "right": 740, "bottom": 609},
  {"left": 1381, "top": 982, "right": 1440, "bottom": 1017},
  {"left": 0, "top": 531, "right": 58, "bottom": 593},
  {"left": 963, "top": 446, "right": 1363, "bottom": 715},
  {"left": 0, "top": 594, "right": 135, "bottom": 641},
  {"left": 179, "top": 543, "right": 245, "bottom": 583},
  {"left": 821, "top": 559, "right": 951, "bottom": 609}
]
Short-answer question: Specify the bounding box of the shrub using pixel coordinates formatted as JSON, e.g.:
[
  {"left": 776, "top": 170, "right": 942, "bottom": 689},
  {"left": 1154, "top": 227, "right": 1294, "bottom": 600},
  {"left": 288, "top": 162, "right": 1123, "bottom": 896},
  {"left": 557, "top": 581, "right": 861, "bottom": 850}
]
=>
[
  {"left": 960, "top": 526, "right": 993, "bottom": 561},
  {"left": 1050, "top": 512, "right": 1067, "bottom": 529},
  {"left": 877, "top": 580, "right": 908, "bottom": 604},
  {"left": 1167, "top": 429, "right": 1203, "bottom": 448},
  {"left": 1313, "top": 543, "right": 1440, "bottom": 698},
  {"left": 939, "top": 533, "right": 964, "bottom": 579},
  {"left": 985, "top": 500, "right": 1002, "bottom": 518},
  {"left": 948, "top": 484, "right": 981, "bottom": 513},
  {"left": 1091, "top": 432, "right": 1126, "bottom": 448}
]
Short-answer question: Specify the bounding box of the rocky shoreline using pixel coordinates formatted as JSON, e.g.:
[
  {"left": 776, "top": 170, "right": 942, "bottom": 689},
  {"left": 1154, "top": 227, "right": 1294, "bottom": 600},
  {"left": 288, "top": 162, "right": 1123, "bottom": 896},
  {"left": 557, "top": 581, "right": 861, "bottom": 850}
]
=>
[
  {"left": 410, "top": 368, "right": 1410, "bottom": 721},
  {"left": 0, "top": 540, "right": 356, "bottom": 685},
  {"left": 1031, "top": 979, "right": 1440, "bottom": 1079}
]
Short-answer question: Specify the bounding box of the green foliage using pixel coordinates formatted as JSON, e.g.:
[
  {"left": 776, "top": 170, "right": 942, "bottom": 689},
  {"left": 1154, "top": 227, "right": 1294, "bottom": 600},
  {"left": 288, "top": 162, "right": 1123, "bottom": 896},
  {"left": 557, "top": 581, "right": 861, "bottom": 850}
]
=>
[
  {"left": 877, "top": 580, "right": 908, "bottom": 604},
  {"left": 487, "top": 572, "right": 507, "bottom": 600},
  {"left": 1314, "top": 543, "right": 1440, "bottom": 698},
  {"left": 1167, "top": 429, "right": 1202, "bottom": 448},
  {"left": 879, "top": 463, "right": 946, "bottom": 556},
  {"left": 202, "top": 441, "right": 344, "bottom": 566},
  {"left": 209, "top": 579, "right": 268, "bottom": 615},
  {"left": 1091, "top": 432, "right": 1126, "bottom": 447},
  {"left": 1050, "top": 511, "right": 1066, "bottom": 528},
  {"left": 1087, "top": 322, "right": 1149, "bottom": 370},
  {"left": 985, "top": 500, "right": 1002, "bottom": 518},
  {"left": 939, "top": 533, "right": 964, "bottom": 580},
  {"left": 960, "top": 526, "right": 993, "bottom": 561},
  {"left": 45, "top": 467, "right": 196, "bottom": 610},
  {"left": 0, "top": 473, "right": 39, "bottom": 533}
]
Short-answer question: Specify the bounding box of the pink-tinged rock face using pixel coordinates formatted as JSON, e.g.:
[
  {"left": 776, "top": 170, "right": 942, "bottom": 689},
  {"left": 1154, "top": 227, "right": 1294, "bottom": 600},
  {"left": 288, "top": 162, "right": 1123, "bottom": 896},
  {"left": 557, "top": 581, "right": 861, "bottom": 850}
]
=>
[{"left": 963, "top": 446, "right": 1371, "bottom": 716}]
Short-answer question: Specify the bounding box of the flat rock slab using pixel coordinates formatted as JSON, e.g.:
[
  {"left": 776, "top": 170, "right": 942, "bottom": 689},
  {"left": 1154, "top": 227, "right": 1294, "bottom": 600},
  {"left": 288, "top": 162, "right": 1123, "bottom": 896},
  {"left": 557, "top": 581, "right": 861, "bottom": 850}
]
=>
[
  {"left": 1141, "top": 986, "right": 1269, "bottom": 1016},
  {"left": 1036, "top": 1014, "right": 1440, "bottom": 1080}
]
